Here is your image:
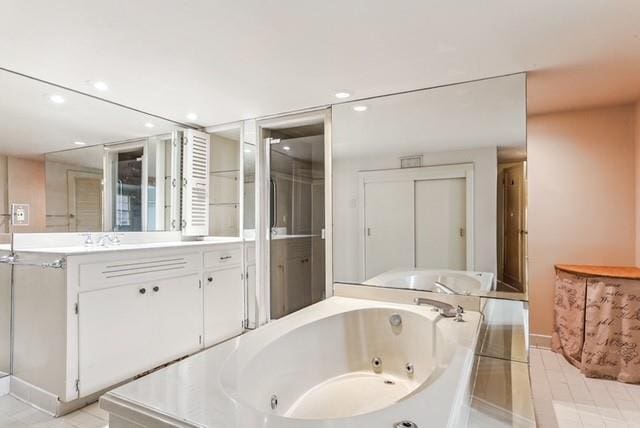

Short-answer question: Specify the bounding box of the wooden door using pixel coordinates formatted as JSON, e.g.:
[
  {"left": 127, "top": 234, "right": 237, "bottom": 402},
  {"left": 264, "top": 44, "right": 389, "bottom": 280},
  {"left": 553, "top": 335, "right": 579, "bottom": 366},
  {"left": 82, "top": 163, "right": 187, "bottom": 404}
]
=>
[
  {"left": 502, "top": 164, "right": 525, "bottom": 290},
  {"left": 68, "top": 172, "right": 102, "bottom": 232}
]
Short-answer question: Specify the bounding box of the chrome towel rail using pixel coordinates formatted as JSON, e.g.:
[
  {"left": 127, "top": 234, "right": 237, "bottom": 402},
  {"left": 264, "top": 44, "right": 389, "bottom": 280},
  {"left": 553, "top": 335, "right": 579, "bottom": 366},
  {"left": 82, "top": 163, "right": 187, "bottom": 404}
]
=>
[{"left": 0, "top": 254, "right": 66, "bottom": 269}]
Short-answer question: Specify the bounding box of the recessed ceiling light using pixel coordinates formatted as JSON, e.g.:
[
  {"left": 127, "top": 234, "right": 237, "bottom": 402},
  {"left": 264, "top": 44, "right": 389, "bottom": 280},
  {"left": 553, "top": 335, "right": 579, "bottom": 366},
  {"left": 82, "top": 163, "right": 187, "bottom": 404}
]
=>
[
  {"left": 353, "top": 105, "right": 368, "bottom": 112},
  {"left": 144, "top": 122, "right": 155, "bottom": 128},
  {"left": 73, "top": 141, "right": 86, "bottom": 146},
  {"left": 49, "top": 94, "right": 65, "bottom": 104},
  {"left": 92, "top": 81, "right": 109, "bottom": 91},
  {"left": 335, "top": 92, "right": 351, "bottom": 99},
  {"left": 186, "top": 113, "right": 198, "bottom": 121},
  {"left": 282, "top": 146, "right": 291, "bottom": 151}
]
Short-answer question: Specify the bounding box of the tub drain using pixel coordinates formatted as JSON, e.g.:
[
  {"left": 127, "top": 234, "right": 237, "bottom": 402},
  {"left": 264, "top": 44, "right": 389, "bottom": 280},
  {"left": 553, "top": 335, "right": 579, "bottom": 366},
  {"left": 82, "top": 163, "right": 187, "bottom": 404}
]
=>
[
  {"left": 393, "top": 421, "right": 418, "bottom": 428},
  {"left": 270, "top": 394, "right": 278, "bottom": 410},
  {"left": 384, "top": 379, "right": 395, "bottom": 385}
]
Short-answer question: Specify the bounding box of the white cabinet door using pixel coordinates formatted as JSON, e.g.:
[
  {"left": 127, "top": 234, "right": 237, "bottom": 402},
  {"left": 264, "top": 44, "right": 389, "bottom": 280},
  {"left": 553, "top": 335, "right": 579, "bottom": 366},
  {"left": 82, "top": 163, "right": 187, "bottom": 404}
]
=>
[
  {"left": 147, "top": 273, "right": 203, "bottom": 367},
  {"left": 204, "top": 266, "right": 244, "bottom": 347},
  {"left": 285, "top": 256, "right": 311, "bottom": 315},
  {"left": 78, "top": 274, "right": 202, "bottom": 397},
  {"left": 78, "top": 282, "right": 152, "bottom": 396}
]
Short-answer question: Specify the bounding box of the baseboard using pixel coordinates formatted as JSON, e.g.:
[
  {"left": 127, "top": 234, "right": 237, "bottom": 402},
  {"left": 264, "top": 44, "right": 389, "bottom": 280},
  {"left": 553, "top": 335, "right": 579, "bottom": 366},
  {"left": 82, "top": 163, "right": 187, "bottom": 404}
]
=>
[
  {"left": 530, "top": 334, "right": 552, "bottom": 349},
  {"left": 0, "top": 376, "right": 9, "bottom": 396}
]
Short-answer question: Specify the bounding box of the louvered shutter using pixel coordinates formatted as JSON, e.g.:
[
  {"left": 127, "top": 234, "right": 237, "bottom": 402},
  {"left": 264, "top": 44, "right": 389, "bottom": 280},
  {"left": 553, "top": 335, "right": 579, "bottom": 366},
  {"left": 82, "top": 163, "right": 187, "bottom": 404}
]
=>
[{"left": 182, "top": 129, "right": 210, "bottom": 236}]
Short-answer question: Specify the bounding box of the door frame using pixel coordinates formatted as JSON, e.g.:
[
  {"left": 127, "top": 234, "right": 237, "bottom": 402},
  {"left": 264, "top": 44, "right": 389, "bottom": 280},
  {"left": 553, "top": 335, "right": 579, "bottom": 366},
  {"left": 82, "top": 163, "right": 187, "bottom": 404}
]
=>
[
  {"left": 358, "top": 163, "right": 474, "bottom": 280},
  {"left": 256, "top": 108, "right": 331, "bottom": 325}
]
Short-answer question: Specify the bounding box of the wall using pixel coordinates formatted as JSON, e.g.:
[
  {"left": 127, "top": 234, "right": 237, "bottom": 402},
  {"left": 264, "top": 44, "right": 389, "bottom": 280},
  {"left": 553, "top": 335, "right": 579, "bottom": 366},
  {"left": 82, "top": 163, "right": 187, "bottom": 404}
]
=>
[
  {"left": 528, "top": 105, "right": 637, "bottom": 336},
  {"left": 333, "top": 146, "right": 497, "bottom": 282},
  {"left": 636, "top": 102, "right": 640, "bottom": 266},
  {"left": 7, "top": 157, "right": 46, "bottom": 233}
]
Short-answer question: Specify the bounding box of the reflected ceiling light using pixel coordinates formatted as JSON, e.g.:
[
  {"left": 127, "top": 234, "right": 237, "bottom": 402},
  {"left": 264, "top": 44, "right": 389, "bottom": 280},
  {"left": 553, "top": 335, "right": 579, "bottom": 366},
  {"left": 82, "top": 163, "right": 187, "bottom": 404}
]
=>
[
  {"left": 49, "top": 94, "right": 65, "bottom": 104},
  {"left": 73, "top": 141, "right": 86, "bottom": 146},
  {"left": 144, "top": 122, "right": 155, "bottom": 128},
  {"left": 282, "top": 146, "right": 291, "bottom": 151},
  {"left": 186, "top": 113, "right": 198, "bottom": 121},
  {"left": 92, "top": 81, "right": 109, "bottom": 91},
  {"left": 244, "top": 148, "right": 252, "bottom": 153},
  {"left": 335, "top": 92, "right": 351, "bottom": 99},
  {"left": 353, "top": 105, "right": 368, "bottom": 112}
]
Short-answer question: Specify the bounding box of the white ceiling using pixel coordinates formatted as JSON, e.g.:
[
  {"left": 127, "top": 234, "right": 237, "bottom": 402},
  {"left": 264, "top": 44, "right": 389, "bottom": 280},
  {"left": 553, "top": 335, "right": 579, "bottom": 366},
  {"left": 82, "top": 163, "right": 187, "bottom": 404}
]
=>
[
  {"left": 332, "top": 74, "right": 526, "bottom": 159},
  {"left": 0, "top": 70, "right": 179, "bottom": 157},
  {"left": 1, "top": 0, "right": 638, "bottom": 132}
]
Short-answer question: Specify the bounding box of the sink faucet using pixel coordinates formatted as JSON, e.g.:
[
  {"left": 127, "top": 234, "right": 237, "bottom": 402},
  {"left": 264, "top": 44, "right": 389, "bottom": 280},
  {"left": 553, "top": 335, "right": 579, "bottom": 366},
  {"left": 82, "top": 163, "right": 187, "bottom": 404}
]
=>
[
  {"left": 96, "top": 232, "right": 123, "bottom": 247},
  {"left": 414, "top": 297, "right": 464, "bottom": 322}
]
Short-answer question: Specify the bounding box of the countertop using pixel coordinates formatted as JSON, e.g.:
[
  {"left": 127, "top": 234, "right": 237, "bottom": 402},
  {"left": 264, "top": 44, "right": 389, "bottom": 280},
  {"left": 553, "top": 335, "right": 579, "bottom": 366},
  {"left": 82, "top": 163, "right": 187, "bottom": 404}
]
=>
[
  {"left": 555, "top": 264, "right": 640, "bottom": 280},
  {"left": 2, "top": 237, "right": 243, "bottom": 255}
]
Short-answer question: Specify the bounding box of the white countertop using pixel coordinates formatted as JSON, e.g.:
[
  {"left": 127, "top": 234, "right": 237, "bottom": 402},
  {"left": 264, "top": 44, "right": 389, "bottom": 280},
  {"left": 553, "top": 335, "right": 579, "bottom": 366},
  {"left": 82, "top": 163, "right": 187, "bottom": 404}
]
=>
[{"left": 4, "top": 237, "right": 243, "bottom": 255}]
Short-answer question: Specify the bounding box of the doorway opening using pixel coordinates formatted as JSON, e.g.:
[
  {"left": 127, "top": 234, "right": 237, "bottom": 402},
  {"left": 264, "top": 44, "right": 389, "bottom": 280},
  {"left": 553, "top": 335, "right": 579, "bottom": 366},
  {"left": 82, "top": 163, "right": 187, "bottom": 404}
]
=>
[{"left": 263, "top": 120, "right": 326, "bottom": 319}]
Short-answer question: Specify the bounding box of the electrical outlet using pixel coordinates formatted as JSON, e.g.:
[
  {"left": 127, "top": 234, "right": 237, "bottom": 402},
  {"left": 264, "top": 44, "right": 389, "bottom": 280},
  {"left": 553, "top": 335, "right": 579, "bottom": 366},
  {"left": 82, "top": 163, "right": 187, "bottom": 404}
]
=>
[{"left": 11, "top": 203, "right": 30, "bottom": 226}]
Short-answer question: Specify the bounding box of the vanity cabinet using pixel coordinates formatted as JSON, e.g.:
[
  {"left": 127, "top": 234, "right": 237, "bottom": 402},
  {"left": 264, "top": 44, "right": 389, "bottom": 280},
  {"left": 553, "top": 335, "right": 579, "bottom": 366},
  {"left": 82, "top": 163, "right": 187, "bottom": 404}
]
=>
[
  {"left": 10, "top": 241, "right": 245, "bottom": 415},
  {"left": 78, "top": 273, "right": 202, "bottom": 396},
  {"left": 270, "top": 238, "right": 312, "bottom": 319}
]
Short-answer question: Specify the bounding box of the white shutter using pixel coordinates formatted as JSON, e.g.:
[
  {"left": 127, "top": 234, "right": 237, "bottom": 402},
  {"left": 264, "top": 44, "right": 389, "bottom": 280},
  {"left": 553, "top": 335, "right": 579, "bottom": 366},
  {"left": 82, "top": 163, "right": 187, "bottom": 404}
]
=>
[{"left": 182, "top": 129, "right": 210, "bottom": 236}]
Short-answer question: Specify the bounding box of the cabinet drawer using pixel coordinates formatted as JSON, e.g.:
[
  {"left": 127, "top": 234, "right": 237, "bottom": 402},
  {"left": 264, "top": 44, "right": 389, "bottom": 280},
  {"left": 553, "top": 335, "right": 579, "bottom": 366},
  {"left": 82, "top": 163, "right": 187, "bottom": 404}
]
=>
[
  {"left": 204, "top": 245, "right": 242, "bottom": 269},
  {"left": 79, "top": 252, "right": 201, "bottom": 290}
]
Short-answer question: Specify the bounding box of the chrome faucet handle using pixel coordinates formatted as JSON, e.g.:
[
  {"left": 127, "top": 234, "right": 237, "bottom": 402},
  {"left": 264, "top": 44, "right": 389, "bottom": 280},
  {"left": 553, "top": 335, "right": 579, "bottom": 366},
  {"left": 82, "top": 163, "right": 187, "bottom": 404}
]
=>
[
  {"left": 454, "top": 305, "right": 465, "bottom": 322},
  {"left": 80, "top": 233, "right": 94, "bottom": 246},
  {"left": 110, "top": 232, "right": 124, "bottom": 245}
]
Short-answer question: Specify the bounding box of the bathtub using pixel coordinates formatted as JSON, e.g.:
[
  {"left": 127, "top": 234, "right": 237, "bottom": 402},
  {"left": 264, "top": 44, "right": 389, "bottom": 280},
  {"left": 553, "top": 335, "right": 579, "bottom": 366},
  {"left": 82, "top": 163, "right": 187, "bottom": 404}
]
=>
[
  {"left": 364, "top": 268, "right": 494, "bottom": 295},
  {"left": 101, "top": 296, "right": 481, "bottom": 428}
]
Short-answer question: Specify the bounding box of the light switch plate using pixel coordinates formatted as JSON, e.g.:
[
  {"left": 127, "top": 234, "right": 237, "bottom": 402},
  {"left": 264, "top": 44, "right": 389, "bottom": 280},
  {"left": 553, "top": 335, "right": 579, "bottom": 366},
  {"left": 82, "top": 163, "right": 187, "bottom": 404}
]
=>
[{"left": 11, "top": 203, "right": 30, "bottom": 226}]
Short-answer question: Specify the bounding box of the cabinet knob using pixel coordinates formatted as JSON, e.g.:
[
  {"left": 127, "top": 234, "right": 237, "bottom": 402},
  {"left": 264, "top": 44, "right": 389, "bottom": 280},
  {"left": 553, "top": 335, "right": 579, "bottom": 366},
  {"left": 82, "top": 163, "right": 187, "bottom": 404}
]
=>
[
  {"left": 153, "top": 286, "right": 159, "bottom": 292},
  {"left": 139, "top": 288, "right": 146, "bottom": 294},
  {"left": 207, "top": 277, "right": 213, "bottom": 283}
]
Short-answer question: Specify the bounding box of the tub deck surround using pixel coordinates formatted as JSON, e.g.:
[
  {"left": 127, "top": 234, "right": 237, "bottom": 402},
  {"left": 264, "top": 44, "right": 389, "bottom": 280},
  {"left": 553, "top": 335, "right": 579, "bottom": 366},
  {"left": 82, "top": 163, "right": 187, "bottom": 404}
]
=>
[
  {"left": 9, "top": 239, "right": 247, "bottom": 416},
  {"left": 101, "top": 296, "right": 482, "bottom": 428},
  {"left": 553, "top": 265, "right": 640, "bottom": 383}
]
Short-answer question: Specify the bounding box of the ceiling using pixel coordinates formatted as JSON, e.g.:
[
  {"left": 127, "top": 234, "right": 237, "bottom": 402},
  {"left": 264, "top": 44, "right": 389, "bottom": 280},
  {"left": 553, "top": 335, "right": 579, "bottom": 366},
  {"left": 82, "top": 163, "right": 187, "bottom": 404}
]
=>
[
  {"left": 0, "top": 0, "right": 638, "bottom": 132},
  {"left": 332, "top": 74, "right": 526, "bottom": 160},
  {"left": 0, "top": 69, "right": 179, "bottom": 157}
]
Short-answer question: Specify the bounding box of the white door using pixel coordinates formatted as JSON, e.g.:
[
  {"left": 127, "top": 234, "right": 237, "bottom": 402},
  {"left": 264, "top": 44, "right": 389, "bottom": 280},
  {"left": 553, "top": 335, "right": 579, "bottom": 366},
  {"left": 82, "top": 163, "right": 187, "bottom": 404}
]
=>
[
  {"left": 415, "top": 178, "right": 466, "bottom": 270},
  {"left": 78, "top": 282, "right": 152, "bottom": 396},
  {"left": 147, "top": 274, "right": 202, "bottom": 365},
  {"left": 364, "top": 181, "right": 413, "bottom": 279},
  {"left": 204, "top": 266, "right": 244, "bottom": 346}
]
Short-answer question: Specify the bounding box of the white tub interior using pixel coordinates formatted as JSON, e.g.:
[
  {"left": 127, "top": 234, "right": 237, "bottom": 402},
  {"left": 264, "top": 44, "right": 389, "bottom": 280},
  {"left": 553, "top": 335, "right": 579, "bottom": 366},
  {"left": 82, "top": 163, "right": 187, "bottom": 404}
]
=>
[
  {"left": 221, "top": 307, "right": 452, "bottom": 420},
  {"left": 365, "top": 269, "right": 494, "bottom": 294}
]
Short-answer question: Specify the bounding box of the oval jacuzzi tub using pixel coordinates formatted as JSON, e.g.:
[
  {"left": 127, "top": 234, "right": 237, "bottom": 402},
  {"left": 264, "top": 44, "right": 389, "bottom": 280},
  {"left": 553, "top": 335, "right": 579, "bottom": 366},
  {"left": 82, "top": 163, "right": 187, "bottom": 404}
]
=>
[
  {"left": 102, "top": 297, "right": 480, "bottom": 427},
  {"left": 221, "top": 307, "right": 445, "bottom": 420}
]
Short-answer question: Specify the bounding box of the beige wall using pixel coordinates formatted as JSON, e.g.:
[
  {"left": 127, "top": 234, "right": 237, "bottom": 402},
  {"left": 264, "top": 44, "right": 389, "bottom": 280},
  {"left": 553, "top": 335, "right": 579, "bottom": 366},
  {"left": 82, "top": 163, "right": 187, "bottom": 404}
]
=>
[
  {"left": 636, "top": 102, "right": 640, "bottom": 266},
  {"left": 7, "top": 157, "right": 46, "bottom": 233},
  {"left": 528, "top": 105, "right": 637, "bottom": 336}
]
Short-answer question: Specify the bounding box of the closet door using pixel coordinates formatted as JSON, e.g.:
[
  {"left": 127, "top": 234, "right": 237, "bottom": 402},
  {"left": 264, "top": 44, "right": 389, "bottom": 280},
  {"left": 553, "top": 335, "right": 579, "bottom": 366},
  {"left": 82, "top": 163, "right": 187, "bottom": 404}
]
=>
[
  {"left": 415, "top": 178, "right": 466, "bottom": 270},
  {"left": 363, "top": 181, "right": 413, "bottom": 279}
]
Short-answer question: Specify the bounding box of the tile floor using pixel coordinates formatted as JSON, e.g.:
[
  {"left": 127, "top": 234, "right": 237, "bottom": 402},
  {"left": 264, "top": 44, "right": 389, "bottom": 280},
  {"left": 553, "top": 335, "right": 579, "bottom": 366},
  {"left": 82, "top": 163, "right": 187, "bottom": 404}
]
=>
[
  {"left": 531, "top": 347, "right": 640, "bottom": 428},
  {"left": 0, "top": 396, "right": 108, "bottom": 428}
]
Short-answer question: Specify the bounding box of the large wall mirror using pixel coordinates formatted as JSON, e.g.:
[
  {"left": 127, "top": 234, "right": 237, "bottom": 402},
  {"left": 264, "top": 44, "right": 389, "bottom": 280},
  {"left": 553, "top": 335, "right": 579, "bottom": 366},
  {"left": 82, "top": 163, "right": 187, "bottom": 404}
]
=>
[
  {"left": 0, "top": 68, "right": 191, "bottom": 236},
  {"left": 332, "top": 73, "right": 527, "bottom": 301}
]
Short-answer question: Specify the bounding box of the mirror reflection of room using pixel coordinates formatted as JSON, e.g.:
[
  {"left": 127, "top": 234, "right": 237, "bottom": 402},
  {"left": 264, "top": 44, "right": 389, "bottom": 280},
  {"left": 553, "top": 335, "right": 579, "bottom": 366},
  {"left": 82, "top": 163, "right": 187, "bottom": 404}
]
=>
[{"left": 332, "top": 74, "right": 527, "bottom": 298}]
